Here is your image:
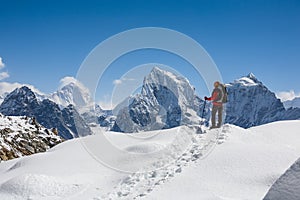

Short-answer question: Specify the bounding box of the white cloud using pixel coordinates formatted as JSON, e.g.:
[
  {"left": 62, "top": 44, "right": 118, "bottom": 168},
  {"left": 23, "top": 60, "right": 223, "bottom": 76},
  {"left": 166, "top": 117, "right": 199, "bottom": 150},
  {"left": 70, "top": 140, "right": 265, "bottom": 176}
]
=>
[
  {"left": 0, "top": 82, "right": 22, "bottom": 96},
  {"left": 0, "top": 57, "right": 5, "bottom": 69},
  {"left": 59, "top": 76, "right": 91, "bottom": 93},
  {"left": 0, "top": 57, "right": 9, "bottom": 80},
  {"left": 276, "top": 90, "right": 300, "bottom": 102},
  {"left": 59, "top": 76, "right": 80, "bottom": 88},
  {"left": 0, "top": 72, "right": 9, "bottom": 80},
  {"left": 113, "top": 78, "right": 135, "bottom": 86},
  {"left": 113, "top": 79, "right": 122, "bottom": 85}
]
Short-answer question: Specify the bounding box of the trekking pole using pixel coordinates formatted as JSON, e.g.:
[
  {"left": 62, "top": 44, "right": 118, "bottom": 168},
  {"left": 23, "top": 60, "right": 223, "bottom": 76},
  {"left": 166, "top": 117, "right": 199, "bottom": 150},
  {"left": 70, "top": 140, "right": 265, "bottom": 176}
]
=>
[{"left": 201, "top": 100, "right": 206, "bottom": 119}]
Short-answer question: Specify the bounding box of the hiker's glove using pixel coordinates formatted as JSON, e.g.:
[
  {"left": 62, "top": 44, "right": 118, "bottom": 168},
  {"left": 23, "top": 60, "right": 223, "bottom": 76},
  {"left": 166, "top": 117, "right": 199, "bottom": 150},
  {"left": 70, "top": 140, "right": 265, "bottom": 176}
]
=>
[{"left": 204, "top": 96, "right": 208, "bottom": 100}]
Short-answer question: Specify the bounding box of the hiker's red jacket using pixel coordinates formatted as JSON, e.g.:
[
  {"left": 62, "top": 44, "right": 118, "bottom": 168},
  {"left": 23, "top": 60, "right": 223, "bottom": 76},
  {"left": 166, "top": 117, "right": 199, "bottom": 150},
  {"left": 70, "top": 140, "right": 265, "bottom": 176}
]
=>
[{"left": 206, "top": 89, "right": 223, "bottom": 106}]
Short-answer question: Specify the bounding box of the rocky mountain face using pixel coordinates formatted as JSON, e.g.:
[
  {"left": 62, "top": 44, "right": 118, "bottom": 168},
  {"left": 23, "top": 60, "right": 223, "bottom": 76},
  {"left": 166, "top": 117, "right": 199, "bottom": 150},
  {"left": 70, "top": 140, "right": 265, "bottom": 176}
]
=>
[
  {"left": 112, "top": 67, "right": 208, "bottom": 132},
  {"left": 225, "top": 73, "right": 300, "bottom": 128},
  {"left": 0, "top": 86, "right": 92, "bottom": 139},
  {"left": 0, "top": 114, "right": 63, "bottom": 161}
]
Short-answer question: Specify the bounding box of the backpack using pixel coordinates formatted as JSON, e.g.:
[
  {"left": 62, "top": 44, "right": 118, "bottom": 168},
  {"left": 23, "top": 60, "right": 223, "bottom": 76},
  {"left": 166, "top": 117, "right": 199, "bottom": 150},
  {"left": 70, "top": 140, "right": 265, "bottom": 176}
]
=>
[
  {"left": 220, "top": 84, "right": 228, "bottom": 103},
  {"left": 214, "top": 84, "right": 228, "bottom": 103}
]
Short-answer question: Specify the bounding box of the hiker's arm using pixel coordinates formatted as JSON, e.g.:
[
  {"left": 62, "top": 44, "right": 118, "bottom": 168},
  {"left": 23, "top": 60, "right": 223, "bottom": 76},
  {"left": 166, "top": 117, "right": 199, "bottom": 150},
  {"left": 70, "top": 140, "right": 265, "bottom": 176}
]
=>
[{"left": 205, "top": 91, "right": 218, "bottom": 101}]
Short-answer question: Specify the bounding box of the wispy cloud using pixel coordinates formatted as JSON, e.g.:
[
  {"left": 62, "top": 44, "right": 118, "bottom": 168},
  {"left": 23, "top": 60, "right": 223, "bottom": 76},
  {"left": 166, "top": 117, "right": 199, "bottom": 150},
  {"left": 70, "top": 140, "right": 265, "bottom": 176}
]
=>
[
  {"left": 0, "top": 72, "right": 9, "bottom": 80},
  {"left": 276, "top": 90, "right": 300, "bottom": 101},
  {"left": 0, "top": 57, "right": 4, "bottom": 69},
  {"left": 113, "top": 79, "right": 122, "bottom": 85},
  {"left": 113, "top": 77, "right": 135, "bottom": 86},
  {"left": 0, "top": 57, "right": 9, "bottom": 80}
]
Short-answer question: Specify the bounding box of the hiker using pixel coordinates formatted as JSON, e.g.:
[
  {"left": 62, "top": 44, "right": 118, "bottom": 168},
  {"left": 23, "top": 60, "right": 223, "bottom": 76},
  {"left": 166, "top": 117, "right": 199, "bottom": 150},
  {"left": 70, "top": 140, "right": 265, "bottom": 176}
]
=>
[{"left": 204, "top": 81, "right": 226, "bottom": 129}]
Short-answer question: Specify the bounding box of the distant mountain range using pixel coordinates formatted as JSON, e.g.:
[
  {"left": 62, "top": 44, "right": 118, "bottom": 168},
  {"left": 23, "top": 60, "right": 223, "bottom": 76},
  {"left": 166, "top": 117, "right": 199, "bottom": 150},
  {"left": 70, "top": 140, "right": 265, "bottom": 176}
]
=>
[
  {"left": 283, "top": 97, "right": 300, "bottom": 109},
  {"left": 0, "top": 86, "right": 92, "bottom": 139},
  {"left": 0, "top": 67, "right": 299, "bottom": 135},
  {"left": 112, "top": 68, "right": 300, "bottom": 131}
]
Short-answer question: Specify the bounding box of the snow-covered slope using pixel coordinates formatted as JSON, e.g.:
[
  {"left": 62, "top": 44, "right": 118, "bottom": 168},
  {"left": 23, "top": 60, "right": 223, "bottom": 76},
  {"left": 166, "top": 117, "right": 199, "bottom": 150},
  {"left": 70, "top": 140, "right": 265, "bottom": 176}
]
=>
[
  {"left": 225, "top": 73, "right": 300, "bottom": 128},
  {"left": 145, "top": 121, "right": 300, "bottom": 200},
  {"left": 112, "top": 67, "right": 207, "bottom": 132},
  {"left": 0, "top": 114, "right": 63, "bottom": 161},
  {"left": 0, "top": 120, "right": 299, "bottom": 199},
  {"left": 263, "top": 157, "right": 300, "bottom": 200},
  {"left": 283, "top": 97, "right": 300, "bottom": 109}
]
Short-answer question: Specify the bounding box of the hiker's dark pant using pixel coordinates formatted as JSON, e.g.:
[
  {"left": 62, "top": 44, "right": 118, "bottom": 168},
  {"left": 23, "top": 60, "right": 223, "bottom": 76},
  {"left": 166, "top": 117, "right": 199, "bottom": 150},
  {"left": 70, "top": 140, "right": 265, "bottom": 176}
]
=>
[{"left": 211, "top": 104, "right": 223, "bottom": 127}]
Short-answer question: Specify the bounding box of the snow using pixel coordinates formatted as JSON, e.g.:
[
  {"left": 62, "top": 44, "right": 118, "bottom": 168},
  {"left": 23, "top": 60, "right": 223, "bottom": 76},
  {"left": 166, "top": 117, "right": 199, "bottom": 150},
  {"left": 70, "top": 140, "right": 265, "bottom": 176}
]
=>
[
  {"left": 232, "top": 73, "right": 261, "bottom": 87},
  {"left": 263, "top": 157, "right": 300, "bottom": 200},
  {"left": 0, "top": 114, "right": 63, "bottom": 161},
  {"left": 0, "top": 121, "right": 300, "bottom": 199},
  {"left": 146, "top": 121, "right": 300, "bottom": 200}
]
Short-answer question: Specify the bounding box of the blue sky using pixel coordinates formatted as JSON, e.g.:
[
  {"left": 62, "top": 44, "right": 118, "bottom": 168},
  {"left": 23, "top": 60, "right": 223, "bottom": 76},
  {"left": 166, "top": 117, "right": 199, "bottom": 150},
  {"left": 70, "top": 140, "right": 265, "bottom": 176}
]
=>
[{"left": 0, "top": 0, "right": 300, "bottom": 107}]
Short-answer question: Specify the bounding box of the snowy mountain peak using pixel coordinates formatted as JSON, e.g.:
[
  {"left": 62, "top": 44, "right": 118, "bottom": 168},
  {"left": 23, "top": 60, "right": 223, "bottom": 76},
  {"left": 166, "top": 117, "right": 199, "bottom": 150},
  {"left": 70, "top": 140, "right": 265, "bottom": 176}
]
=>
[
  {"left": 51, "top": 76, "right": 93, "bottom": 112},
  {"left": 247, "top": 72, "right": 256, "bottom": 79},
  {"left": 233, "top": 73, "right": 262, "bottom": 87},
  {"left": 10, "top": 86, "right": 36, "bottom": 98},
  {"left": 225, "top": 73, "right": 300, "bottom": 128},
  {"left": 0, "top": 86, "right": 39, "bottom": 116},
  {"left": 142, "top": 67, "right": 195, "bottom": 106},
  {"left": 145, "top": 67, "right": 192, "bottom": 87},
  {"left": 0, "top": 82, "right": 46, "bottom": 104},
  {"left": 112, "top": 67, "right": 207, "bottom": 132}
]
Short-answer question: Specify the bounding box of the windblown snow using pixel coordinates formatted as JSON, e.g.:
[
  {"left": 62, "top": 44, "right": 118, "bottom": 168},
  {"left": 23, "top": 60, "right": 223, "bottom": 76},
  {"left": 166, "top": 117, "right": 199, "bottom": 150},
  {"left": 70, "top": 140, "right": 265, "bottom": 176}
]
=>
[{"left": 0, "top": 120, "right": 299, "bottom": 200}]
